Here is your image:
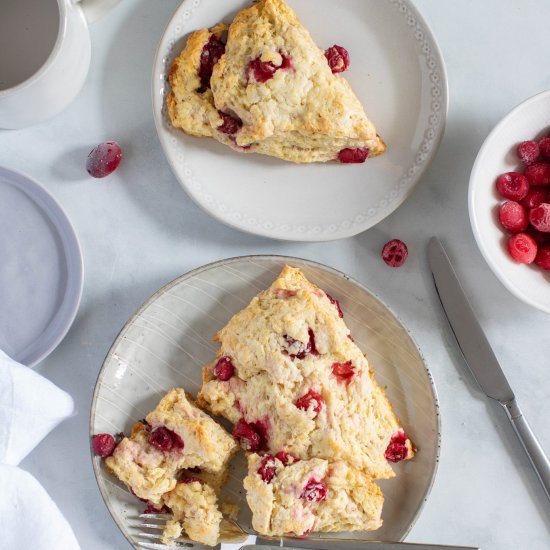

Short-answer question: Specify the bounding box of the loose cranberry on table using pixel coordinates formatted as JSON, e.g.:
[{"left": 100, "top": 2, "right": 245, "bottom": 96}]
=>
[
  {"left": 495, "top": 172, "right": 529, "bottom": 201},
  {"left": 149, "top": 426, "right": 184, "bottom": 452},
  {"left": 86, "top": 141, "right": 122, "bottom": 178},
  {"left": 338, "top": 147, "right": 369, "bottom": 164},
  {"left": 498, "top": 201, "right": 528, "bottom": 233},
  {"left": 324, "top": 45, "right": 350, "bottom": 74},
  {"left": 507, "top": 233, "right": 538, "bottom": 264},
  {"left": 516, "top": 140, "right": 540, "bottom": 165},
  {"left": 381, "top": 239, "right": 409, "bottom": 267},
  {"left": 213, "top": 356, "right": 235, "bottom": 380},
  {"left": 91, "top": 433, "right": 116, "bottom": 458}
]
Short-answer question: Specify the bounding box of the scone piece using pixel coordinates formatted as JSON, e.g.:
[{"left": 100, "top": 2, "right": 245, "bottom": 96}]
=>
[
  {"left": 244, "top": 454, "right": 383, "bottom": 536},
  {"left": 197, "top": 266, "right": 414, "bottom": 479},
  {"left": 105, "top": 388, "right": 238, "bottom": 506},
  {"left": 162, "top": 478, "right": 223, "bottom": 547},
  {"left": 168, "top": 0, "right": 386, "bottom": 164}
]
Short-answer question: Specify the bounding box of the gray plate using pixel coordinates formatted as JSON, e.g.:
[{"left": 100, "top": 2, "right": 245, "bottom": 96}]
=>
[
  {"left": 90, "top": 256, "right": 440, "bottom": 548},
  {"left": 0, "top": 166, "right": 83, "bottom": 366}
]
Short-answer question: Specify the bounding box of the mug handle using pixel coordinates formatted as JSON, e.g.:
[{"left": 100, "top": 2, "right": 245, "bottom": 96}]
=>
[{"left": 76, "top": 0, "right": 122, "bottom": 24}]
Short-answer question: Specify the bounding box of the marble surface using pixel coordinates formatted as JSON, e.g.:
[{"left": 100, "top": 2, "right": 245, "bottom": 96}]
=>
[{"left": 1, "top": 0, "right": 549, "bottom": 548}]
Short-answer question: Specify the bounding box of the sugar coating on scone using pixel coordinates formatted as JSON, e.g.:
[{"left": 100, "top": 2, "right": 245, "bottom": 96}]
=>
[
  {"left": 243, "top": 453, "right": 383, "bottom": 536},
  {"left": 197, "top": 266, "right": 414, "bottom": 479},
  {"left": 105, "top": 388, "right": 237, "bottom": 509},
  {"left": 168, "top": 0, "right": 386, "bottom": 163},
  {"left": 162, "top": 479, "right": 223, "bottom": 547}
]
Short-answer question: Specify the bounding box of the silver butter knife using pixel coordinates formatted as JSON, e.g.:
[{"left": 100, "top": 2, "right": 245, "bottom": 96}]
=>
[
  {"left": 249, "top": 540, "right": 479, "bottom": 550},
  {"left": 428, "top": 237, "right": 550, "bottom": 501}
]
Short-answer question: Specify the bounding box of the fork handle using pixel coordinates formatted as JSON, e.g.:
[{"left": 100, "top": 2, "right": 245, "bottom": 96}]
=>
[{"left": 253, "top": 538, "right": 479, "bottom": 550}]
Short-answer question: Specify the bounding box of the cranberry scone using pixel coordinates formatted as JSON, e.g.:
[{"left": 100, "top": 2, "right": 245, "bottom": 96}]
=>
[
  {"left": 244, "top": 453, "right": 383, "bottom": 536},
  {"left": 167, "top": 0, "right": 386, "bottom": 164},
  {"left": 197, "top": 266, "right": 414, "bottom": 480}
]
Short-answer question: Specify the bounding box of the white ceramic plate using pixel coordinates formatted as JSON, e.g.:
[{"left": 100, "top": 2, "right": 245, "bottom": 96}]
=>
[
  {"left": 90, "top": 256, "right": 440, "bottom": 548},
  {"left": 152, "top": 0, "right": 447, "bottom": 241},
  {"left": 0, "top": 166, "right": 83, "bottom": 366},
  {"left": 469, "top": 90, "right": 550, "bottom": 314}
]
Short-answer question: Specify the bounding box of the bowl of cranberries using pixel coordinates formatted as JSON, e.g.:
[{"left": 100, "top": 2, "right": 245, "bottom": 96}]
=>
[{"left": 469, "top": 90, "right": 550, "bottom": 313}]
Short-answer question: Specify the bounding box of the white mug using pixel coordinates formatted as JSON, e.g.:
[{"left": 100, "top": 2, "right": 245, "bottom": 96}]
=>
[{"left": 0, "top": 0, "right": 121, "bottom": 129}]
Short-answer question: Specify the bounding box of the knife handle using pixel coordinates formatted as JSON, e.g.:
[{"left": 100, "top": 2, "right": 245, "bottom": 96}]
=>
[{"left": 503, "top": 400, "right": 550, "bottom": 501}]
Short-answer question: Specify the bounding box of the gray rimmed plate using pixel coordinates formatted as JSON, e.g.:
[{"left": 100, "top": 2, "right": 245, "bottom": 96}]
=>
[{"left": 90, "top": 256, "right": 440, "bottom": 548}]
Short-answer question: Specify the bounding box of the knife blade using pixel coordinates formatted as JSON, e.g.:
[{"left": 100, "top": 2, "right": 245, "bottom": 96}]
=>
[
  {"left": 428, "top": 237, "right": 550, "bottom": 501},
  {"left": 250, "top": 539, "right": 479, "bottom": 550}
]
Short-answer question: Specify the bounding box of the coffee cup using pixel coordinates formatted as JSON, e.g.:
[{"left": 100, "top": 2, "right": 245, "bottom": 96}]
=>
[{"left": 0, "top": 0, "right": 121, "bottom": 129}]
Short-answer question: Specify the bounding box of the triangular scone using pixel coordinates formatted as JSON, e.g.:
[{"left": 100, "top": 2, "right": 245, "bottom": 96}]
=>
[
  {"left": 167, "top": 0, "right": 386, "bottom": 164},
  {"left": 197, "top": 266, "right": 414, "bottom": 480}
]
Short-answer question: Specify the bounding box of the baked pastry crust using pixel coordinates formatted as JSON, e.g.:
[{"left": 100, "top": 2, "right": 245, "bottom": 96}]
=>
[
  {"left": 197, "top": 266, "right": 414, "bottom": 479},
  {"left": 167, "top": 0, "right": 386, "bottom": 163}
]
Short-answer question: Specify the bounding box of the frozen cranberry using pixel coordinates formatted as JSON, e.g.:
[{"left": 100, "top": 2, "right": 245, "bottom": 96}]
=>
[
  {"left": 213, "top": 356, "right": 235, "bottom": 381},
  {"left": 521, "top": 186, "right": 548, "bottom": 209},
  {"left": 295, "top": 389, "right": 324, "bottom": 416},
  {"left": 517, "top": 140, "right": 540, "bottom": 165},
  {"left": 92, "top": 434, "right": 116, "bottom": 457},
  {"left": 257, "top": 455, "right": 277, "bottom": 483},
  {"left": 338, "top": 147, "right": 369, "bottom": 164},
  {"left": 247, "top": 54, "right": 292, "bottom": 83},
  {"left": 527, "top": 226, "right": 549, "bottom": 247},
  {"left": 499, "top": 201, "right": 528, "bottom": 233},
  {"left": 381, "top": 239, "right": 409, "bottom": 267},
  {"left": 232, "top": 419, "right": 261, "bottom": 452},
  {"left": 324, "top": 45, "right": 350, "bottom": 73},
  {"left": 284, "top": 328, "right": 318, "bottom": 359},
  {"left": 198, "top": 35, "right": 225, "bottom": 92},
  {"left": 495, "top": 172, "right": 530, "bottom": 201},
  {"left": 524, "top": 162, "right": 550, "bottom": 186},
  {"left": 275, "top": 451, "right": 299, "bottom": 465},
  {"left": 385, "top": 431, "right": 409, "bottom": 463},
  {"left": 300, "top": 480, "right": 327, "bottom": 502},
  {"left": 143, "top": 503, "right": 170, "bottom": 514},
  {"left": 529, "top": 203, "right": 550, "bottom": 232},
  {"left": 149, "top": 427, "right": 184, "bottom": 452},
  {"left": 86, "top": 141, "right": 122, "bottom": 178},
  {"left": 538, "top": 137, "right": 550, "bottom": 159},
  {"left": 507, "top": 233, "right": 538, "bottom": 264},
  {"left": 535, "top": 246, "right": 550, "bottom": 270},
  {"left": 217, "top": 111, "right": 242, "bottom": 135},
  {"left": 326, "top": 293, "right": 343, "bottom": 318},
  {"left": 331, "top": 361, "right": 355, "bottom": 384}
]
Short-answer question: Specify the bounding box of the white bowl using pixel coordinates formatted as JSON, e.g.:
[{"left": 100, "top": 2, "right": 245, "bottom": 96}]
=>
[{"left": 469, "top": 90, "right": 550, "bottom": 313}]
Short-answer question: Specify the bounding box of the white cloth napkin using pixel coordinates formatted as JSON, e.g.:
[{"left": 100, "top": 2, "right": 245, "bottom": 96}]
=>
[{"left": 0, "top": 350, "right": 80, "bottom": 550}]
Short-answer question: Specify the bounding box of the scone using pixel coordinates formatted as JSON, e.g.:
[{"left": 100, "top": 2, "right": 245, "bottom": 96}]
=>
[
  {"left": 243, "top": 453, "right": 383, "bottom": 536},
  {"left": 167, "top": 0, "right": 386, "bottom": 164},
  {"left": 104, "top": 388, "right": 238, "bottom": 546},
  {"left": 197, "top": 266, "right": 414, "bottom": 480}
]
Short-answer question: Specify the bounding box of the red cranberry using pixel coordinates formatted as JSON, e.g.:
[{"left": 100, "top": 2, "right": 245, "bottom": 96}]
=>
[
  {"left": 284, "top": 328, "right": 318, "bottom": 359},
  {"left": 213, "top": 356, "right": 235, "bottom": 381},
  {"left": 524, "top": 162, "right": 550, "bottom": 186},
  {"left": 326, "top": 293, "right": 343, "bottom": 318},
  {"left": 253, "top": 418, "right": 270, "bottom": 450},
  {"left": 495, "top": 172, "right": 530, "bottom": 201},
  {"left": 538, "top": 137, "right": 550, "bottom": 159},
  {"left": 300, "top": 479, "right": 327, "bottom": 502},
  {"left": 86, "top": 141, "right": 122, "bottom": 178},
  {"left": 232, "top": 419, "right": 261, "bottom": 452},
  {"left": 257, "top": 455, "right": 277, "bottom": 483},
  {"left": 178, "top": 476, "right": 201, "bottom": 484},
  {"left": 295, "top": 389, "right": 324, "bottom": 416},
  {"left": 338, "top": 147, "right": 369, "bottom": 164},
  {"left": 527, "top": 226, "right": 549, "bottom": 247},
  {"left": 275, "top": 451, "right": 299, "bottom": 465},
  {"left": 149, "top": 427, "right": 184, "bottom": 452},
  {"left": 385, "top": 430, "right": 409, "bottom": 463},
  {"left": 521, "top": 186, "right": 549, "bottom": 209},
  {"left": 198, "top": 35, "right": 225, "bottom": 92},
  {"left": 381, "top": 239, "right": 409, "bottom": 267},
  {"left": 143, "top": 503, "right": 170, "bottom": 514},
  {"left": 217, "top": 111, "right": 242, "bottom": 135},
  {"left": 92, "top": 434, "right": 116, "bottom": 457},
  {"left": 517, "top": 140, "right": 540, "bottom": 165},
  {"left": 499, "top": 201, "right": 529, "bottom": 233},
  {"left": 529, "top": 203, "right": 550, "bottom": 232},
  {"left": 508, "top": 233, "right": 538, "bottom": 264},
  {"left": 324, "top": 45, "right": 350, "bottom": 73},
  {"left": 347, "top": 334, "right": 354, "bottom": 342},
  {"left": 535, "top": 245, "right": 550, "bottom": 270},
  {"left": 331, "top": 361, "right": 355, "bottom": 384},
  {"left": 247, "top": 54, "right": 292, "bottom": 83}
]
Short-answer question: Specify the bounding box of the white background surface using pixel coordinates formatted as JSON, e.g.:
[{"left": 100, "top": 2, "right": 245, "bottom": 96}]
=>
[{"left": 0, "top": 0, "right": 549, "bottom": 549}]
